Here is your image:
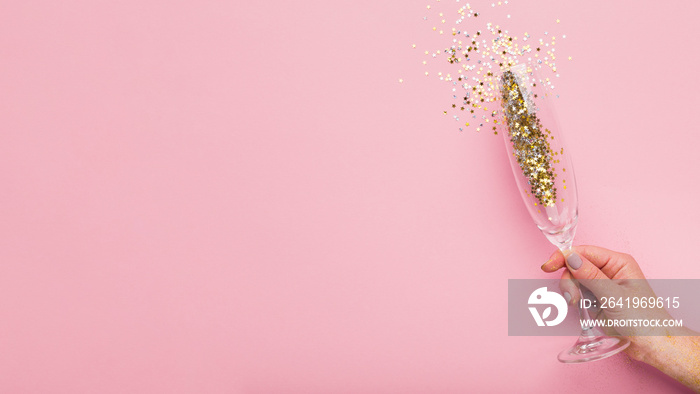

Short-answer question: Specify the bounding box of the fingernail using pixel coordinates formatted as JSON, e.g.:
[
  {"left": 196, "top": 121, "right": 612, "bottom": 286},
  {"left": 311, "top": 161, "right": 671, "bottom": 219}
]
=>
[
  {"left": 564, "top": 292, "right": 572, "bottom": 304},
  {"left": 540, "top": 260, "right": 550, "bottom": 271},
  {"left": 567, "top": 252, "right": 583, "bottom": 270}
]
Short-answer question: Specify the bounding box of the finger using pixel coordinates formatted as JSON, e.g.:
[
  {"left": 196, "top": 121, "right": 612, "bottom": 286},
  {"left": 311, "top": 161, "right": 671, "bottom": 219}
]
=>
[
  {"left": 566, "top": 251, "right": 623, "bottom": 299},
  {"left": 541, "top": 249, "right": 566, "bottom": 272},
  {"left": 559, "top": 269, "right": 578, "bottom": 305},
  {"left": 573, "top": 245, "right": 644, "bottom": 280}
]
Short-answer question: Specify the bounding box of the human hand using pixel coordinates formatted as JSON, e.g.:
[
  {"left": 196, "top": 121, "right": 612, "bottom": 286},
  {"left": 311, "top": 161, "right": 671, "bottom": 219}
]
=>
[
  {"left": 540, "top": 245, "right": 667, "bottom": 333},
  {"left": 541, "top": 245, "right": 700, "bottom": 392}
]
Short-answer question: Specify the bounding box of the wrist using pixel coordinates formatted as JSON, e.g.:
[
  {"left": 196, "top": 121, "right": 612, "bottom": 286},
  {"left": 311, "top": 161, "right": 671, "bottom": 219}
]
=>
[
  {"left": 630, "top": 331, "right": 700, "bottom": 391},
  {"left": 625, "top": 335, "right": 663, "bottom": 364},
  {"left": 630, "top": 327, "right": 691, "bottom": 364}
]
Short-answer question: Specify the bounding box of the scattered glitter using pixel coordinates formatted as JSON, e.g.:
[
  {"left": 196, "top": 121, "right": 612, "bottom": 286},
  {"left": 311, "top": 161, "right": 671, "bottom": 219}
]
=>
[{"left": 415, "top": 0, "right": 569, "bottom": 133}]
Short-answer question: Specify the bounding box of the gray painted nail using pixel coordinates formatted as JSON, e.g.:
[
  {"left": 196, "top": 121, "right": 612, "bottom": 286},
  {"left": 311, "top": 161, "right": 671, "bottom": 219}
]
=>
[{"left": 567, "top": 253, "right": 583, "bottom": 270}]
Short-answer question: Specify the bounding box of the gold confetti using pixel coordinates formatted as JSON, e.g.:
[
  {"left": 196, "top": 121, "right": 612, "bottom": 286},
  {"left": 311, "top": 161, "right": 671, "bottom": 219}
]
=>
[
  {"left": 418, "top": 2, "right": 569, "bottom": 132},
  {"left": 500, "top": 69, "right": 558, "bottom": 207}
]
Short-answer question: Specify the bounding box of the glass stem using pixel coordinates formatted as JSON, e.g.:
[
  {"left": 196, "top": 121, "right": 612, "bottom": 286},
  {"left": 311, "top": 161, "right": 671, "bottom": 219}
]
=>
[{"left": 576, "top": 284, "right": 607, "bottom": 338}]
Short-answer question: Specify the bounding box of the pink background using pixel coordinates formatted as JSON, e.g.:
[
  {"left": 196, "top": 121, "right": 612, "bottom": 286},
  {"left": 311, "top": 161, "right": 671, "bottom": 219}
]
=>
[{"left": 1, "top": 0, "right": 699, "bottom": 392}]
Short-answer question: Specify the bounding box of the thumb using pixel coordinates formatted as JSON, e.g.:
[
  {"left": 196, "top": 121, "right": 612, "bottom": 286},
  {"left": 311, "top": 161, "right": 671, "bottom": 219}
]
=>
[{"left": 565, "top": 251, "right": 622, "bottom": 299}]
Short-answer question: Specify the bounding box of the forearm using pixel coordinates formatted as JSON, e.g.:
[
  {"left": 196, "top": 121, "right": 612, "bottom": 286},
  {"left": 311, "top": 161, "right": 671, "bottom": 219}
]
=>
[{"left": 634, "top": 330, "right": 700, "bottom": 392}]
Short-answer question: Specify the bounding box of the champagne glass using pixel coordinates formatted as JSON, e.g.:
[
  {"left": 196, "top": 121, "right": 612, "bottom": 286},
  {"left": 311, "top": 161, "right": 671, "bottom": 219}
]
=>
[{"left": 497, "top": 64, "right": 629, "bottom": 363}]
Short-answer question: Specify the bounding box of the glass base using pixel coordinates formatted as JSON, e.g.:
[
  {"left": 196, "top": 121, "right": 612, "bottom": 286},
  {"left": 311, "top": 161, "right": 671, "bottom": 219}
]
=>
[{"left": 557, "top": 335, "right": 630, "bottom": 363}]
